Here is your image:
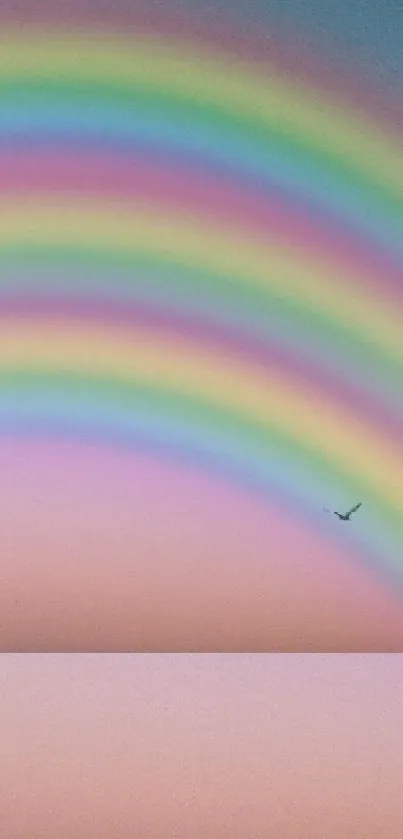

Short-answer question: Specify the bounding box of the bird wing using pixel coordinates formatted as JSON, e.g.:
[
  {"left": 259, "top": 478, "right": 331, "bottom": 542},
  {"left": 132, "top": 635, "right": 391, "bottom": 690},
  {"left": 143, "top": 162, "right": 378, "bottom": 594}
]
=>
[{"left": 346, "top": 502, "right": 362, "bottom": 515}]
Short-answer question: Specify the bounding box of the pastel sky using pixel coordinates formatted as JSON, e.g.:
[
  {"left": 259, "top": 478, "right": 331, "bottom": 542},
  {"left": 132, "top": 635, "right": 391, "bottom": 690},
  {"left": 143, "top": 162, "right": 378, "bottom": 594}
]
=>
[
  {"left": 2, "top": 439, "right": 403, "bottom": 651},
  {"left": 2, "top": 654, "right": 403, "bottom": 838},
  {"left": 0, "top": 0, "right": 401, "bottom": 652}
]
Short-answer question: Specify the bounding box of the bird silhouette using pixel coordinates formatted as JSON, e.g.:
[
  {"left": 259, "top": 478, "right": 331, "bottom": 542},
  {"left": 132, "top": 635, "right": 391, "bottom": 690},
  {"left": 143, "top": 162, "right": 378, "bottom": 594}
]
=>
[{"left": 323, "top": 502, "right": 362, "bottom": 521}]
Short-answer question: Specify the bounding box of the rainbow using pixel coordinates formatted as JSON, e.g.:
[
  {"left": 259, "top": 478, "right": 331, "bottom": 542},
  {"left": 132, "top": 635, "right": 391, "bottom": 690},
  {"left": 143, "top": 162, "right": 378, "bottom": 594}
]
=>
[{"left": 0, "top": 10, "right": 402, "bottom": 592}]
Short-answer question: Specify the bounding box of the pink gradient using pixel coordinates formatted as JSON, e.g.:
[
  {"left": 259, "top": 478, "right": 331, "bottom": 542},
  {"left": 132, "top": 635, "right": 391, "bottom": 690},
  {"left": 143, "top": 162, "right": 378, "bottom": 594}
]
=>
[
  {"left": 0, "top": 150, "right": 401, "bottom": 304},
  {"left": 2, "top": 654, "right": 403, "bottom": 837},
  {"left": 1, "top": 439, "right": 403, "bottom": 651}
]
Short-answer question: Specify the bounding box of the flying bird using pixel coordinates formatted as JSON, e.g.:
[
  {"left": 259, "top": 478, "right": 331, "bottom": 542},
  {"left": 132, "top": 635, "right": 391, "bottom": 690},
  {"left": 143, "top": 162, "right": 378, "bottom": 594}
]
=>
[{"left": 323, "top": 502, "right": 362, "bottom": 521}]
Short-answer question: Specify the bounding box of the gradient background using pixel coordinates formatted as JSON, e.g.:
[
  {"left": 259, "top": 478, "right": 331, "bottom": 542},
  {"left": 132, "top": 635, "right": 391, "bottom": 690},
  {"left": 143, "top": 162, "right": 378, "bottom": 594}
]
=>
[
  {"left": 2, "top": 654, "right": 403, "bottom": 838},
  {"left": 2, "top": 440, "right": 403, "bottom": 651},
  {"left": 0, "top": 0, "right": 402, "bottom": 651}
]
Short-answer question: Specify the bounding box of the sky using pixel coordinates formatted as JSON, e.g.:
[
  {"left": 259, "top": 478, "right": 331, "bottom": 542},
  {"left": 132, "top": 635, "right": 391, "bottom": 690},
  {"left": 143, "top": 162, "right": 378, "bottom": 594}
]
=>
[
  {"left": 2, "top": 440, "right": 403, "bottom": 651},
  {"left": 0, "top": 0, "right": 401, "bottom": 652},
  {"left": 2, "top": 654, "right": 403, "bottom": 838},
  {"left": 175, "top": 0, "right": 403, "bottom": 85},
  {"left": 0, "top": 0, "right": 402, "bottom": 86}
]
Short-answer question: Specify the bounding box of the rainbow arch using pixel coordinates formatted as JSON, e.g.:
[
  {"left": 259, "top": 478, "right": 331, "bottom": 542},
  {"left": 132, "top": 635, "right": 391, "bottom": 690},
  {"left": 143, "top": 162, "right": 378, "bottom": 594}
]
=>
[{"left": 0, "top": 20, "right": 402, "bottom": 595}]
